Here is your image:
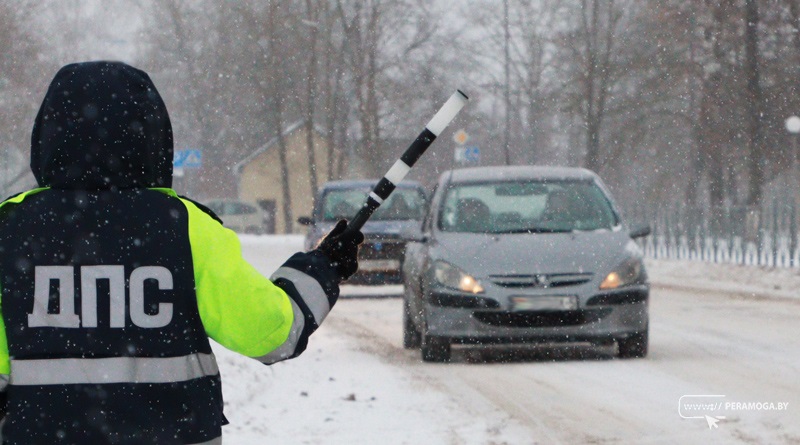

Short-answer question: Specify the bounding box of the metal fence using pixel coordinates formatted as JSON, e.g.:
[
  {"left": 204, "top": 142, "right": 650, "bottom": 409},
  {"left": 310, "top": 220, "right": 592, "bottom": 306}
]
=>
[{"left": 626, "top": 200, "right": 799, "bottom": 268}]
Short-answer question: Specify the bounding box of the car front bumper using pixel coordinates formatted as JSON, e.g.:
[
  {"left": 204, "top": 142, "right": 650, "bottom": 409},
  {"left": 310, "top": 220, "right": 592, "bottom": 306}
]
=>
[{"left": 423, "top": 285, "right": 648, "bottom": 344}]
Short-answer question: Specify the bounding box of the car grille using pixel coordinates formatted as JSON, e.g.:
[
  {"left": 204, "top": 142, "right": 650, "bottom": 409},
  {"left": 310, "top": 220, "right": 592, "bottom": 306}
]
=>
[
  {"left": 473, "top": 309, "right": 612, "bottom": 328},
  {"left": 488, "top": 273, "right": 593, "bottom": 289}
]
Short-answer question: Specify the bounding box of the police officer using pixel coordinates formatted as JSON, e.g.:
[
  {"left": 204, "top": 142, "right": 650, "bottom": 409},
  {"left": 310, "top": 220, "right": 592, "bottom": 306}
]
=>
[{"left": 0, "top": 61, "right": 363, "bottom": 444}]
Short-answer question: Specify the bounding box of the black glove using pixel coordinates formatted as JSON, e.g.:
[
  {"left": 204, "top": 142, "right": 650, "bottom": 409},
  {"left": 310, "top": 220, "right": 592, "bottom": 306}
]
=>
[{"left": 316, "top": 220, "right": 364, "bottom": 280}]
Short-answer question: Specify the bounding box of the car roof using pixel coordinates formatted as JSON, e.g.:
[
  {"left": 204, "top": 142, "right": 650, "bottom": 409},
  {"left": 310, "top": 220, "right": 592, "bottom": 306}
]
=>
[
  {"left": 319, "top": 179, "right": 425, "bottom": 190},
  {"left": 439, "top": 166, "right": 599, "bottom": 184}
]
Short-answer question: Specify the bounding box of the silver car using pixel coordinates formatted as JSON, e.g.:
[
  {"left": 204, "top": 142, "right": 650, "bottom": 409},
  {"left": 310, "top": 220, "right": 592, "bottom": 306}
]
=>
[
  {"left": 402, "top": 166, "right": 651, "bottom": 362},
  {"left": 204, "top": 199, "right": 270, "bottom": 234}
]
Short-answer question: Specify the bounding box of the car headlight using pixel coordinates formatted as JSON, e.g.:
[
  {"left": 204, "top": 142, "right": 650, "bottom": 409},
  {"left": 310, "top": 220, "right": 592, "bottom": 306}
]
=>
[
  {"left": 600, "top": 257, "right": 646, "bottom": 290},
  {"left": 432, "top": 261, "right": 484, "bottom": 293}
]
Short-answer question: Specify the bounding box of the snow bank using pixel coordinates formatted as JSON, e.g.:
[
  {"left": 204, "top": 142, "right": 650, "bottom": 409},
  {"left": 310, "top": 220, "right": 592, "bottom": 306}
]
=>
[{"left": 646, "top": 258, "right": 800, "bottom": 301}]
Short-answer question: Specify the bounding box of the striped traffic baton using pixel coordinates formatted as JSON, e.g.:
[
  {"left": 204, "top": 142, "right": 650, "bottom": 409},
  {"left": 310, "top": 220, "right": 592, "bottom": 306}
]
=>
[{"left": 346, "top": 90, "right": 469, "bottom": 232}]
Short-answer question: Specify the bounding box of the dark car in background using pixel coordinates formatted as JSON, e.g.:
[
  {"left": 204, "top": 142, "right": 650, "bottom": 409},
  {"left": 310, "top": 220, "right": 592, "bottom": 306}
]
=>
[
  {"left": 402, "top": 166, "right": 651, "bottom": 362},
  {"left": 299, "top": 180, "right": 428, "bottom": 286}
]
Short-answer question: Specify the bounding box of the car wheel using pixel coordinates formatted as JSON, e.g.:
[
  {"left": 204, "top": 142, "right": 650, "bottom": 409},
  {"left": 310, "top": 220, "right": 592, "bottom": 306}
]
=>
[
  {"left": 402, "top": 299, "right": 421, "bottom": 349},
  {"left": 617, "top": 328, "right": 648, "bottom": 359},
  {"left": 421, "top": 334, "right": 451, "bottom": 362}
]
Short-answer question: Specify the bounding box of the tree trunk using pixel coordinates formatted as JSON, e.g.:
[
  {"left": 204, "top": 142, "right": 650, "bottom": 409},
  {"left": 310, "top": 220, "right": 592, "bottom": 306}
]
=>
[
  {"left": 744, "top": 0, "right": 764, "bottom": 206},
  {"left": 269, "top": 2, "right": 293, "bottom": 234},
  {"left": 305, "top": 0, "right": 319, "bottom": 199}
]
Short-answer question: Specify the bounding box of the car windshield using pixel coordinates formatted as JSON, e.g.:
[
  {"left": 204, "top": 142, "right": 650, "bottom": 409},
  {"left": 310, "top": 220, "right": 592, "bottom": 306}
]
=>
[
  {"left": 438, "top": 180, "right": 618, "bottom": 233},
  {"left": 320, "top": 187, "right": 426, "bottom": 222}
]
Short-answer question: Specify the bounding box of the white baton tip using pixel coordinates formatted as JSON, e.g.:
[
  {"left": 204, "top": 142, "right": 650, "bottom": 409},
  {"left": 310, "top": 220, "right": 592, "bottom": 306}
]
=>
[{"left": 425, "top": 90, "right": 469, "bottom": 137}]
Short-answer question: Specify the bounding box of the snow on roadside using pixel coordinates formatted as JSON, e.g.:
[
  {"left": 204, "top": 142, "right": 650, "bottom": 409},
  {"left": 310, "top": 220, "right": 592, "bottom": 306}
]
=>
[
  {"left": 217, "top": 235, "right": 535, "bottom": 444},
  {"left": 645, "top": 258, "right": 800, "bottom": 301}
]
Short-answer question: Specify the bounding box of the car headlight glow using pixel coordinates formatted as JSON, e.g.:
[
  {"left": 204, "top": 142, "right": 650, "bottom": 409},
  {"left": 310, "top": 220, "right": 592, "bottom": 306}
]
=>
[
  {"left": 433, "top": 261, "right": 484, "bottom": 293},
  {"left": 600, "top": 257, "right": 645, "bottom": 290}
]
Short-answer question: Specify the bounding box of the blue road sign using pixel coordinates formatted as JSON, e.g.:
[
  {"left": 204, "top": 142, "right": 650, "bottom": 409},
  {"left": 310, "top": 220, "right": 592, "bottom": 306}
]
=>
[
  {"left": 174, "top": 149, "right": 202, "bottom": 168},
  {"left": 455, "top": 146, "right": 480, "bottom": 164},
  {"left": 464, "top": 146, "right": 480, "bottom": 162}
]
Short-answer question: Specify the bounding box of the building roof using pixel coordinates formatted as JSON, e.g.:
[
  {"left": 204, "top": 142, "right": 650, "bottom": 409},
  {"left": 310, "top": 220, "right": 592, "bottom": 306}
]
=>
[{"left": 233, "top": 120, "right": 328, "bottom": 173}]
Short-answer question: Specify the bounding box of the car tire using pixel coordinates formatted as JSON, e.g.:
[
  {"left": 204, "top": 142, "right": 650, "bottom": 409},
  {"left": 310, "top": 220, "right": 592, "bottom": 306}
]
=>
[
  {"left": 421, "top": 335, "right": 451, "bottom": 362},
  {"left": 403, "top": 299, "right": 422, "bottom": 349},
  {"left": 617, "top": 328, "right": 648, "bottom": 359}
]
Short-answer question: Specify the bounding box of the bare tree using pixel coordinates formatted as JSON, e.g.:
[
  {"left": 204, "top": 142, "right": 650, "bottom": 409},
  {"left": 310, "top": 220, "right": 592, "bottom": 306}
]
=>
[
  {"left": 0, "top": 1, "right": 46, "bottom": 195},
  {"left": 335, "top": 0, "right": 437, "bottom": 178},
  {"left": 267, "top": 1, "right": 295, "bottom": 234},
  {"left": 471, "top": 0, "right": 558, "bottom": 165},
  {"left": 320, "top": 3, "right": 348, "bottom": 180},
  {"left": 744, "top": 0, "right": 765, "bottom": 206},
  {"left": 303, "top": 0, "right": 321, "bottom": 197},
  {"left": 570, "top": 0, "right": 624, "bottom": 172}
]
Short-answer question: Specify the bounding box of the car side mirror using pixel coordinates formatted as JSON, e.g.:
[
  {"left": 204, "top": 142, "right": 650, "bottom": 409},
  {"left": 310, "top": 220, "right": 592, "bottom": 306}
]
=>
[
  {"left": 297, "top": 216, "right": 314, "bottom": 226},
  {"left": 629, "top": 225, "right": 651, "bottom": 239}
]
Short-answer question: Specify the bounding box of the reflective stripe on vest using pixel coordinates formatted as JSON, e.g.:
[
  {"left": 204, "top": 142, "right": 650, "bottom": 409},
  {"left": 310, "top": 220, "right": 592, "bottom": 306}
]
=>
[
  {"left": 271, "top": 266, "right": 330, "bottom": 324},
  {"left": 10, "top": 352, "right": 219, "bottom": 385}
]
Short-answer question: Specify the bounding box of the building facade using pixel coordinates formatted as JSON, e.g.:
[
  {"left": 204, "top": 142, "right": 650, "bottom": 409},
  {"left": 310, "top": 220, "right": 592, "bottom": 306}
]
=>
[{"left": 235, "top": 121, "right": 335, "bottom": 234}]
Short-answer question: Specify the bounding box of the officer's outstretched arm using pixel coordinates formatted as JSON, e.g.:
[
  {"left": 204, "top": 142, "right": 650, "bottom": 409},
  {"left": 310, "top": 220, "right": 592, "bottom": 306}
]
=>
[{"left": 180, "top": 198, "right": 339, "bottom": 364}]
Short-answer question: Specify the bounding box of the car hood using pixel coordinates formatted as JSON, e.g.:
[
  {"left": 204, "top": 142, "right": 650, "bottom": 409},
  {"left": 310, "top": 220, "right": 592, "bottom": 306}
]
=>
[
  {"left": 432, "top": 229, "right": 639, "bottom": 277},
  {"left": 311, "top": 219, "right": 421, "bottom": 243}
]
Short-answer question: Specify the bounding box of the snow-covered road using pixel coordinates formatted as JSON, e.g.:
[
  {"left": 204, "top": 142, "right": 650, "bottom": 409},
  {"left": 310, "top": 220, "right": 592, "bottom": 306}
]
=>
[{"left": 216, "top": 235, "right": 800, "bottom": 444}]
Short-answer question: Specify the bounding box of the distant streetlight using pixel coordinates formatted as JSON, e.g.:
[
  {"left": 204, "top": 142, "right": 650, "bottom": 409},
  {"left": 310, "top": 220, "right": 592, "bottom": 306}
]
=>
[{"left": 785, "top": 115, "right": 800, "bottom": 134}]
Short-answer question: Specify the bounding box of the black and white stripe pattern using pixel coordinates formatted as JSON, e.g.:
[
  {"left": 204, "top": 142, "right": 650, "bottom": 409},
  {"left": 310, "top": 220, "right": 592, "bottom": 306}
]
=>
[
  {"left": 348, "top": 90, "right": 468, "bottom": 231},
  {"left": 262, "top": 251, "right": 339, "bottom": 364}
]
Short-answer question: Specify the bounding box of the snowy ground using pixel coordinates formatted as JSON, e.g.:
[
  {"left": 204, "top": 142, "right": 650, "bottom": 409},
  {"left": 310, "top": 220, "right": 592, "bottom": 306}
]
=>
[
  {"left": 217, "top": 235, "right": 533, "bottom": 444},
  {"left": 215, "top": 235, "right": 800, "bottom": 444},
  {"left": 645, "top": 258, "right": 800, "bottom": 301}
]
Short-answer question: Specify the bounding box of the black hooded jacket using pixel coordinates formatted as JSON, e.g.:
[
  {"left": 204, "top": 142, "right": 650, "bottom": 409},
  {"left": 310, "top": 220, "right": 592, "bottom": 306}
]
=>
[
  {"left": 0, "top": 62, "right": 341, "bottom": 444},
  {"left": 30, "top": 61, "right": 174, "bottom": 190}
]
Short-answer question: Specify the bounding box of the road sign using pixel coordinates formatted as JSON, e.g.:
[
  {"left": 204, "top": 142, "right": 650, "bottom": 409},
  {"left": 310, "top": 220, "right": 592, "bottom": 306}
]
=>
[
  {"left": 174, "top": 149, "right": 202, "bottom": 168},
  {"left": 453, "top": 129, "right": 469, "bottom": 145},
  {"left": 454, "top": 146, "right": 480, "bottom": 164}
]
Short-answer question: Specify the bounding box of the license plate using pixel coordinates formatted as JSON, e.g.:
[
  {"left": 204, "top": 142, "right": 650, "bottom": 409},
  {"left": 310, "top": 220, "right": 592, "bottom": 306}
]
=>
[
  {"left": 511, "top": 296, "right": 578, "bottom": 311},
  {"left": 359, "top": 259, "right": 401, "bottom": 272}
]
